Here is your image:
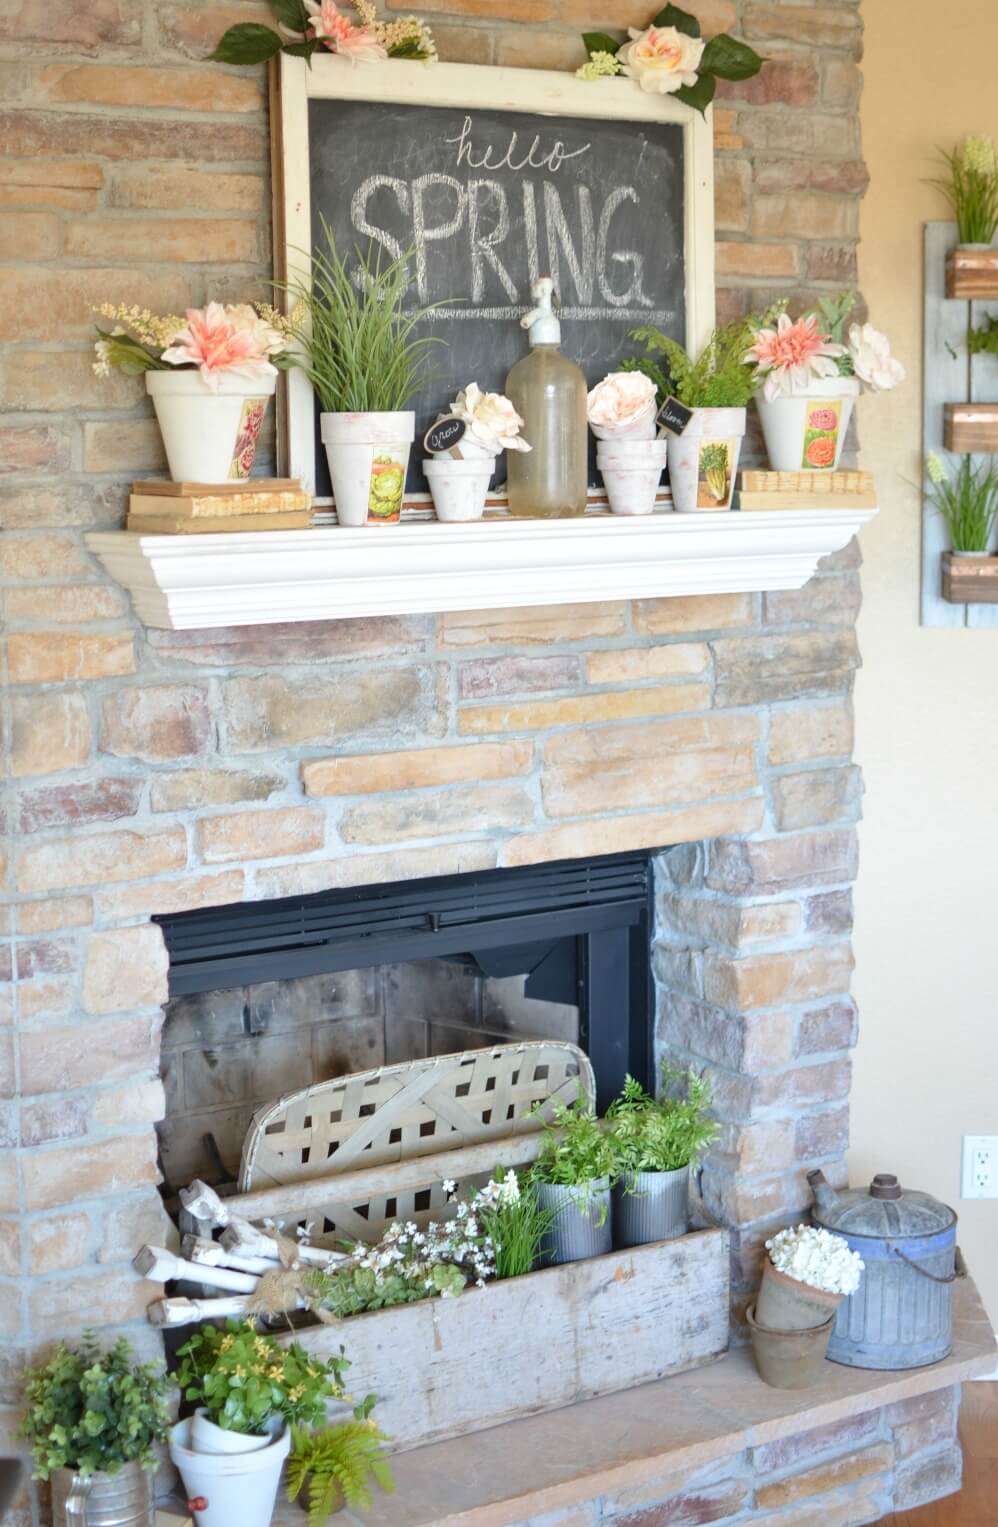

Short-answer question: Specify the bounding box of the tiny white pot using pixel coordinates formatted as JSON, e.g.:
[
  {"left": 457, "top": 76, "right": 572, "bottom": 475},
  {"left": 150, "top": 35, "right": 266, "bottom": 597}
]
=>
[
  {"left": 589, "top": 407, "right": 658, "bottom": 443},
  {"left": 754, "top": 377, "right": 860, "bottom": 473},
  {"left": 666, "top": 407, "right": 746, "bottom": 514},
  {"left": 424, "top": 457, "right": 493, "bottom": 522},
  {"left": 596, "top": 438, "right": 668, "bottom": 515},
  {"left": 146, "top": 370, "right": 276, "bottom": 485},
  {"left": 170, "top": 1416, "right": 290, "bottom": 1527},
  {"left": 320, "top": 411, "right": 414, "bottom": 526}
]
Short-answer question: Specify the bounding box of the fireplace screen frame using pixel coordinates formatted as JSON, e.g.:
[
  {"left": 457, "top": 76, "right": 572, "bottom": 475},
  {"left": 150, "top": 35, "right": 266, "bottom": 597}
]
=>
[{"left": 155, "top": 851, "right": 656, "bottom": 1110}]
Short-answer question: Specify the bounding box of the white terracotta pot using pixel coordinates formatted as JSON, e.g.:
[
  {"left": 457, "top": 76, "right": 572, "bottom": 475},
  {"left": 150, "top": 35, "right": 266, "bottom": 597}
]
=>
[
  {"left": 589, "top": 405, "right": 658, "bottom": 443},
  {"left": 146, "top": 371, "right": 275, "bottom": 484},
  {"left": 596, "top": 438, "right": 668, "bottom": 515},
  {"left": 170, "top": 1416, "right": 290, "bottom": 1527},
  {"left": 320, "top": 411, "right": 414, "bottom": 526},
  {"left": 189, "top": 1409, "right": 273, "bottom": 1455},
  {"left": 666, "top": 407, "right": 746, "bottom": 513},
  {"left": 754, "top": 377, "right": 860, "bottom": 473},
  {"left": 424, "top": 457, "right": 493, "bottom": 522}
]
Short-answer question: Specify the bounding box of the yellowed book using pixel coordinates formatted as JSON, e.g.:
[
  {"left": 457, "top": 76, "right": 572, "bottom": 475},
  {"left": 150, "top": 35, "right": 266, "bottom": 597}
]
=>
[
  {"left": 739, "top": 491, "right": 877, "bottom": 510},
  {"left": 128, "top": 511, "right": 312, "bottom": 534},
  {"left": 130, "top": 490, "right": 310, "bottom": 518},
  {"left": 740, "top": 469, "right": 874, "bottom": 495},
  {"left": 132, "top": 477, "right": 301, "bottom": 496}
]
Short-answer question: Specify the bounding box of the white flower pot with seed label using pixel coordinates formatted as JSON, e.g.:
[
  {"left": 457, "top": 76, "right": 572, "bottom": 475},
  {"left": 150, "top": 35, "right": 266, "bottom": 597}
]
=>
[
  {"left": 425, "top": 457, "right": 494, "bottom": 521},
  {"left": 321, "top": 411, "right": 415, "bottom": 526},
  {"left": 754, "top": 377, "right": 860, "bottom": 473},
  {"left": 146, "top": 371, "right": 275, "bottom": 484},
  {"left": 666, "top": 407, "right": 746, "bottom": 513},
  {"left": 596, "top": 438, "right": 668, "bottom": 515}
]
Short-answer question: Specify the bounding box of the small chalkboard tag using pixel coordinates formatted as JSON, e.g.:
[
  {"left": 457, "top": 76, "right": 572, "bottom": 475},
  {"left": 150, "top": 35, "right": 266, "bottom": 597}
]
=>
[
  {"left": 424, "top": 416, "right": 468, "bottom": 457},
  {"left": 657, "top": 397, "right": 694, "bottom": 437}
]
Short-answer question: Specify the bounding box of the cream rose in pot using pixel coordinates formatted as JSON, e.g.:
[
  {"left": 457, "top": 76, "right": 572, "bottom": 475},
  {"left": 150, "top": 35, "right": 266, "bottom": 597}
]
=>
[
  {"left": 587, "top": 371, "right": 658, "bottom": 440},
  {"left": 452, "top": 382, "right": 531, "bottom": 455},
  {"left": 618, "top": 24, "right": 705, "bottom": 95}
]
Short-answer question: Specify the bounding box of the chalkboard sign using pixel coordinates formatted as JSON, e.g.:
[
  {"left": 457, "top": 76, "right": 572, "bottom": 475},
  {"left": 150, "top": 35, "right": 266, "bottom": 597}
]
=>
[{"left": 275, "top": 59, "right": 716, "bottom": 502}]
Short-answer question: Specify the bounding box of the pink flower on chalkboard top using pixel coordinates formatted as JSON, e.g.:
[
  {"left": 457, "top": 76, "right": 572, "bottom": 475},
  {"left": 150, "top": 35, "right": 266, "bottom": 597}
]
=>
[
  {"left": 745, "top": 313, "right": 845, "bottom": 403},
  {"left": 304, "top": 0, "right": 387, "bottom": 61},
  {"left": 160, "top": 304, "right": 278, "bottom": 389}
]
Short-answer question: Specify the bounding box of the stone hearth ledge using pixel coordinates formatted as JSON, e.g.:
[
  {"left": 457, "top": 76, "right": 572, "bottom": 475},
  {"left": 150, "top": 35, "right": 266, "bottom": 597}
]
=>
[
  {"left": 85, "top": 507, "right": 877, "bottom": 629},
  {"left": 159, "top": 1277, "right": 994, "bottom": 1527}
]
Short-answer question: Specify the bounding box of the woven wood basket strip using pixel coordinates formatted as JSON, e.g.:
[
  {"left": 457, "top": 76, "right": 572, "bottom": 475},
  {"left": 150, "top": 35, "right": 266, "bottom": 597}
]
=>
[{"left": 239, "top": 1041, "right": 593, "bottom": 1244}]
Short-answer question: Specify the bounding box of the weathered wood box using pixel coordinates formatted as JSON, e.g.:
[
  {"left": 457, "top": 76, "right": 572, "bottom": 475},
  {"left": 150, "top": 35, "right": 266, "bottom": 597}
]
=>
[
  {"left": 284, "top": 1226, "right": 730, "bottom": 1452},
  {"left": 942, "top": 551, "right": 998, "bottom": 603}
]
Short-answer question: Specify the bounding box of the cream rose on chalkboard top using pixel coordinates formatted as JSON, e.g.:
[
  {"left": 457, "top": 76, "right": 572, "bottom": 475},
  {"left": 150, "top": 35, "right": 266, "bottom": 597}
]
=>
[
  {"left": 618, "top": 26, "right": 705, "bottom": 95},
  {"left": 576, "top": 3, "right": 764, "bottom": 116}
]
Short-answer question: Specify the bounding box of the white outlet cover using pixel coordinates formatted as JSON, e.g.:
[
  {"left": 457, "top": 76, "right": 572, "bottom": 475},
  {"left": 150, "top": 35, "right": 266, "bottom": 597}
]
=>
[{"left": 961, "top": 1136, "right": 998, "bottom": 1199}]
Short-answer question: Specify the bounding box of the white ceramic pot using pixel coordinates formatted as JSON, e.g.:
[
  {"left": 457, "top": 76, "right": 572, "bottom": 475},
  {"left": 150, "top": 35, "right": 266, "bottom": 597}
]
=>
[
  {"left": 596, "top": 438, "right": 668, "bottom": 515},
  {"left": 754, "top": 376, "right": 860, "bottom": 473},
  {"left": 424, "top": 457, "right": 493, "bottom": 522},
  {"left": 146, "top": 370, "right": 275, "bottom": 484},
  {"left": 589, "top": 406, "right": 658, "bottom": 443},
  {"left": 666, "top": 407, "right": 746, "bottom": 513},
  {"left": 190, "top": 1409, "right": 273, "bottom": 1455},
  {"left": 170, "top": 1416, "right": 290, "bottom": 1527},
  {"left": 320, "top": 411, "right": 414, "bottom": 526}
]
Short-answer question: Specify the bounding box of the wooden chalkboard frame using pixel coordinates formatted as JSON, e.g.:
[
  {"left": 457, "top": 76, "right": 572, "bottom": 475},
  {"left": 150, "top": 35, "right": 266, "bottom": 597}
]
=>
[{"left": 271, "top": 55, "right": 716, "bottom": 505}]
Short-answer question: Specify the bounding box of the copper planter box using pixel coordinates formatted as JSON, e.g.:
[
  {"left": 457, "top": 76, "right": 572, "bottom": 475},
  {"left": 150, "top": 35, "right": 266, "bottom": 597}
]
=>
[
  {"left": 946, "top": 245, "right": 998, "bottom": 299},
  {"left": 942, "top": 552, "right": 998, "bottom": 604},
  {"left": 943, "top": 404, "right": 998, "bottom": 454}
]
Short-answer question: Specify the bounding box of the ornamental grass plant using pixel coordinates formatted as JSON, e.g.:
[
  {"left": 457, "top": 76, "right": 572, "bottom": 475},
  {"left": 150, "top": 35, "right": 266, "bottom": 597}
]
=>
[
  {"left": 932, "top": 135, "right": 998, "bottom": 244},
  {"left": 926, "top": 451, "right": 998, "bottom": 552}
]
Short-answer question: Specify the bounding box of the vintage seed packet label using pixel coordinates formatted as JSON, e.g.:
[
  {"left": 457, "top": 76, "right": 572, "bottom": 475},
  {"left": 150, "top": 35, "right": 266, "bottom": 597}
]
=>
[
  {"left": 801, "top": 400, "right": 842, "bottom": 470},
  {"left": 697, "top": 438, "right": 737, "bottom": 509}
]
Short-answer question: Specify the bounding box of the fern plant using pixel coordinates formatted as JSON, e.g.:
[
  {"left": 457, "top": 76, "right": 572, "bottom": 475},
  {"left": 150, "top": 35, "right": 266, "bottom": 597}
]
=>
[
  {"left": 607, "top": 1065, "right": 719, "bottom": 1179},
  {"left": 287, "top": 1419, "right": 395, "bottom": 1523},
  {"left": 624, "top": 316, "right": 773, "bottom": 409}
]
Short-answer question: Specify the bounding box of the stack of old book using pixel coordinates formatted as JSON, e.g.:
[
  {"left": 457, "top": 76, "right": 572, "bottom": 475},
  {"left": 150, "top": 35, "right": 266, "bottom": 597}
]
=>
[
  {"left": 127, "top": 478, "right": 312, "bottom": 534},
  {"left": 738, "top": 469, "right": 876, "bottom": 509}
]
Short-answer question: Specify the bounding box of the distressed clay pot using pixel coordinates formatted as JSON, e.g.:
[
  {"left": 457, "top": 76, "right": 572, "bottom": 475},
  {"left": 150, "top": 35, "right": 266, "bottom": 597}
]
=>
[
  {"left": 51, "top": 1461, "right": 155, "bottom": 1527},
  {"left": 613, "top": 1164, "right": 689, "bottom": 1248},
  {"left": 535, "top": 1177, "right": 612, "bottom": 1265},
  {"left": 320, "top": 412, "right": 415, "bottom": 526},
  {"left": 754, "top": 376, "right": 860, "bottom": 473},
  {"left": 596, "top": 438, "right": 669, "bottom": 515},
  {"left": 424, "top": 457, "right": 493, "bottom": 522},
  {"left": 746, "top": 1304, "right": 836, "bottom": 1389},
  {"left": 755, "top": 1259, "right": 846, "bottom": 1332},
  {"left": 146, "top": 371, "right": 275, "bottom": 485},
  {"left": 665, "top": 407, "right": 746, "bottom": 512},
  {"left": 170, "top": 1416, "right": 290, "bottom": 1527}
]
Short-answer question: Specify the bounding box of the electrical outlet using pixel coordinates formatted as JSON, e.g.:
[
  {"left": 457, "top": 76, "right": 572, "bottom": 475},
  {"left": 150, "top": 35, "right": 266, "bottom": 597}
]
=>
[{"left": 961, "top": 1136, "right": 998, "bottom": 1199}]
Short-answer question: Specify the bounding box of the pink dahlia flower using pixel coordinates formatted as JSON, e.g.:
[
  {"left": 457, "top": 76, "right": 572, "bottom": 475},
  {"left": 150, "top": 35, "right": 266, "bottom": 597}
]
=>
[
  {"left": 304, "top": 0, "right": 387, "bottom": 61},
  {"left": 160, "top": 303, "right": 278, "bottom": 389},
  {"left": 746, "top": 313, "right": 846, "bottom": 402}
]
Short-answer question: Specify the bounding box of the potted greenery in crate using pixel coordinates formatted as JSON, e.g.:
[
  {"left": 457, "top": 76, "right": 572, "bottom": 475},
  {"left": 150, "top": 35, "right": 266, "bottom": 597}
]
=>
[
  {"left": 19, "top": 1335, "right": 170, "bottom": 1527},
  {"left": 169, "top": 1320, "right": 350, "bottom": 1527},
  {"left": 607, "top": 1065, "right": 719, "bottom": 1248},
  {"left": 624, "top": 318, "right": 765, "bottom": 511},
  {"left": 287, "top": 1397, "right": 394, "bottom": 1523},
  {"left": 927, "top": 451, "right": 998, "bottom": 557},
  {"left": 280, "top": 218, "right": 440, "bottom": 526},
  {"left": 531, "top": 1100, "right": 618, "bottom": 1264},
  {"left": 933, "top": 135, "right": 998, "bottom": 293}
]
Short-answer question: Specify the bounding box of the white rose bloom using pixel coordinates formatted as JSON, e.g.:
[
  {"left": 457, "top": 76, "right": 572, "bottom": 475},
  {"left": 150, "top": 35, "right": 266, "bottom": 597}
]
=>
[
  {"left": 226, "top": 303, "right": 286, "bottom": 358},
  {"left": 587, "top": 371, "right": 659, "bottom": 437},
  {"left": 452, "top": 383, "right": 531, "bottom": 453},
  {"left": 618, "top": 25, "right": 705, "bottom": 96},
  {"left": 848, "top": 323, "right": 905, "bottom": 392}
]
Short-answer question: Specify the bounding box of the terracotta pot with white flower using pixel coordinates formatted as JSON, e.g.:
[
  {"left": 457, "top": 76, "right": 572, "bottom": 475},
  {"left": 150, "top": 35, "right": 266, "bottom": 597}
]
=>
[
  {"left": 587, "top": 372, "right": 665, "bottom": 515},
  {"left": 746, "top": 293, "right": 904, "bottom": 473},
  {"left": 94, "top": 301, "right": 290, "bottom": 484},
  {"left": 424, "top": 384, "right": 531, "bottom": 522},
  {"left": 280, "top": 219, "right": 441, "bottom": 526}
]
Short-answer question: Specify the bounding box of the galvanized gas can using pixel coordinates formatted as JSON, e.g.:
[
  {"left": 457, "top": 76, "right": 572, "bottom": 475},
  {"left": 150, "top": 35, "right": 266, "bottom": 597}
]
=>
[{"left": 808, "top": 1170, "right": 959, "bottom": 1370}]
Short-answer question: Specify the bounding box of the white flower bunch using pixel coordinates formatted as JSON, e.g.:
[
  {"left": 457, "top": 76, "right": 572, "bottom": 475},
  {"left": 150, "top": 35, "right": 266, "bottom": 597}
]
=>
[
  {"left": 766, "top": 1224, "right": 864, "bottom": 1297},
  {"left": 357, "top": 1214, "right": 496, "bottom": 1294}
]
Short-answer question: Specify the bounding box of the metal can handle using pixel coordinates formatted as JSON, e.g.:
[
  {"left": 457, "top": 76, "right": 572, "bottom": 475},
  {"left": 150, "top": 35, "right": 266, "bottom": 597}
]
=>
[
  {"left": 65, "top": 1475, "right": 92, "bottom": 1523},
  {"left": 891, "top": 1244, "right": 965, "bottom": 1284}
]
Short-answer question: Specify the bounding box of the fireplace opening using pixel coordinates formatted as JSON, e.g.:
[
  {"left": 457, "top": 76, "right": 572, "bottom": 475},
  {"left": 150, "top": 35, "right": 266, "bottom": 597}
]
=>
[{"left": 153, "top": 852, "right": 655, "bottom": 1212}]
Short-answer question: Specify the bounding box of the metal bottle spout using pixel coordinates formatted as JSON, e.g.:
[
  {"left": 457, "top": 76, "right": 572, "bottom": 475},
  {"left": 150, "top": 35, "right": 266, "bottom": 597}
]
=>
[{"left": 807, "top": 1168, "right": 840, "bottom": 1216}]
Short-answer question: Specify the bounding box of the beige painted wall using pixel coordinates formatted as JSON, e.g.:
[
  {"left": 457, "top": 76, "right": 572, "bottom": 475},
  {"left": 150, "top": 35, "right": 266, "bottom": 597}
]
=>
[{"left": 852, "top": 0, "right": 998, "bottom": 1329}]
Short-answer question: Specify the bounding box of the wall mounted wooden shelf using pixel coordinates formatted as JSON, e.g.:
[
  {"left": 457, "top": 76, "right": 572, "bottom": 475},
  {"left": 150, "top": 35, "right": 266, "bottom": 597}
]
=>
[
  {"left": 942, "top": 551, "right": 998, "bottom": 603},
  {"left": 946, "top": 245, "right": 998, "bottom": 299},
  {"left": 86, "top": 507, "right": 877, "bottom": 631},
  {"left": 943, "top": 402, "right": 998, "bottom": 453}
]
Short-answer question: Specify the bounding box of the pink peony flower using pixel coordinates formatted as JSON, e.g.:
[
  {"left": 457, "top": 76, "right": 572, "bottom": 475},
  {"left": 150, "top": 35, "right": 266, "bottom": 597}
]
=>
[
  {"left": 746, "top": 313, "right": 846, "bottom": 403},
  {"left": 160, "top": 303, "right": 278, "bottom": 389},
  {"left": 304, "top": 0, "right": 387, "bottom": 61}
]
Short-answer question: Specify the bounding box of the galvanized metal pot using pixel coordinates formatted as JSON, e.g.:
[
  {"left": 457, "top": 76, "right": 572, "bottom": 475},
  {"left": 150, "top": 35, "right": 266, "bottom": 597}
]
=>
[
  {"left": 51, "top": 1461, "right": 154, "bottom": 1527},
  {"left": 809, "top": 1170, "right": 959, "bottom": 1370},
  {"left": 536, "top": 1177, "right": 612, "bottom": 1265},
  {"left": 613, "top": 1164, "right": 689, "bottom": 1247}
]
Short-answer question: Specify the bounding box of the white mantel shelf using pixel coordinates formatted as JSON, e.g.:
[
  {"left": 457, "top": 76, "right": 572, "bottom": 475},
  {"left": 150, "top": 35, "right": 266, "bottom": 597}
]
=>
[{"left": 86, "top": 507, "right": 877, "bottom": 630}]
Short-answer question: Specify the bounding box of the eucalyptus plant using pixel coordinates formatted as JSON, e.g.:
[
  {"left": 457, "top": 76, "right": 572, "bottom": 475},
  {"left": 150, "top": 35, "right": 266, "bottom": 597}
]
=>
[
  {"left": 607, "top": 1064, "right": 719, "bottom": 1181},
  {"left": 19, "top": 1336, "right": 170, "bottom": 1482}
]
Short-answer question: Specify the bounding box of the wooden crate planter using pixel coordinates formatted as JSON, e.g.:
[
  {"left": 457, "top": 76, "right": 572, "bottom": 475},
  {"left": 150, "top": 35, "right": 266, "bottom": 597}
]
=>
[
  {"left": 284, "top": 1225, "right": 729, "bottom": 1451},
  {"left": 943, "top": 403, "right": 998, "bottom": 453},
  {"left": 946, "top": 246, "right": 998, "bottom": 299},
  {"left": 942, "top": 552, "right": 998, "bottom": 603}
]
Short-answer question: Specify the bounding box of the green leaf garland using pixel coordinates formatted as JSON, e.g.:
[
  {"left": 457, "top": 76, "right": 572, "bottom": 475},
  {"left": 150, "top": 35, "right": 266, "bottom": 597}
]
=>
[{"left": 700, "top": 32, "right": 765, "bottom": 82}]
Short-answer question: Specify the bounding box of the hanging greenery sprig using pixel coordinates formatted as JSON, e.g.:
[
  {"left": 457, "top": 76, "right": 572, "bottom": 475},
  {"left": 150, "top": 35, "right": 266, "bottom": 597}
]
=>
[{"left": 577, "top": 3, "right": 764, "bottom": 116}]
